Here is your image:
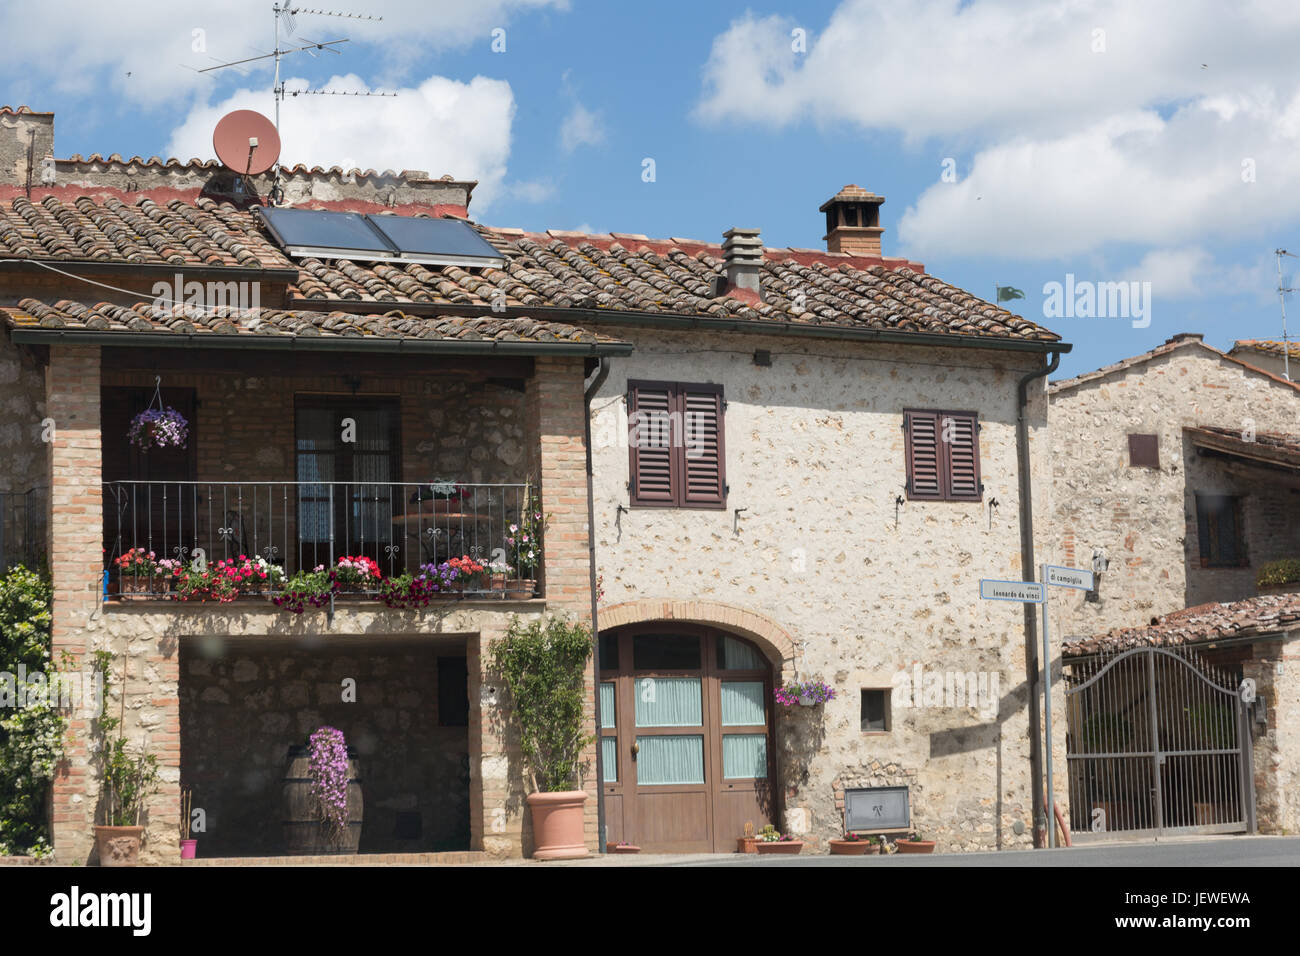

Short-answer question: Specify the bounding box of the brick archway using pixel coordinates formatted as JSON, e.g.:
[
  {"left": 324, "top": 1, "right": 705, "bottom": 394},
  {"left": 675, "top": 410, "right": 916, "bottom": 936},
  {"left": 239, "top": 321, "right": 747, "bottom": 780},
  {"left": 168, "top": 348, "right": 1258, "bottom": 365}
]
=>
[{"left": 597, "top": 599, "right": 797, "bottom": 678}]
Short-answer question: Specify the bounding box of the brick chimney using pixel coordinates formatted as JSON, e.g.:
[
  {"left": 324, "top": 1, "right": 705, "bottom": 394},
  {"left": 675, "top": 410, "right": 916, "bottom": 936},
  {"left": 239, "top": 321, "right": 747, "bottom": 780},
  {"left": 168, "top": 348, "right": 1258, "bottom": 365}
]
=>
[
  {"left": 722, "top": 227, "right": 763, "bottom": 302},
  {"left": 820, "top": 185, "right": 885, "bottom": 256}
]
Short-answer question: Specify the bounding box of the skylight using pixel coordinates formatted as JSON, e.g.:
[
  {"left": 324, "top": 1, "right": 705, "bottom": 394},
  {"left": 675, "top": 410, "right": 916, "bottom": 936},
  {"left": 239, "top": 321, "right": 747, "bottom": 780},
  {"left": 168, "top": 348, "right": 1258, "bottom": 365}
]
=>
[{"left": 256, "top": 206, "right": 506, "bottom": 268}]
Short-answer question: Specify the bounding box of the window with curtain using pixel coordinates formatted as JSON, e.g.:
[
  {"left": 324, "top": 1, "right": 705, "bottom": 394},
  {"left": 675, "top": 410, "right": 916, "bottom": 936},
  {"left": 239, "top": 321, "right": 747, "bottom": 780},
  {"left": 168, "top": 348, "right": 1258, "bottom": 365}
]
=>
[
  {"left": 635, "top": 735, "right": 705, "bottom": 785},
  {"left": 295, "top": 397, "right": 399, "bottom": 551},
  {"left": 634, "top": 677, "right": 702, "bottom": 727}
]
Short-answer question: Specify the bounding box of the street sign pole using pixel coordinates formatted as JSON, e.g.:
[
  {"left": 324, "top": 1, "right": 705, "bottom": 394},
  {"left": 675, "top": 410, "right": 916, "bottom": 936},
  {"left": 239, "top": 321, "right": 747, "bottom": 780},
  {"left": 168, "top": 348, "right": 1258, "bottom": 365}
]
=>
[{"left": 1040, "top": 562, "right": 1054, "bottom": 849}]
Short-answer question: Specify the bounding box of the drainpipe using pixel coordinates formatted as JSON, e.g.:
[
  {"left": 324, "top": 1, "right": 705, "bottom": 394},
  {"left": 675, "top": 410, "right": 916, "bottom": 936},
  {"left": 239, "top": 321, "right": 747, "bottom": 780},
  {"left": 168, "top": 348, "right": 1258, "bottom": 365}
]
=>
[
  {"left": 1016, "top": 349, "right": 1060, "bottom": 849},
  {"left": 584, "top": 356, "right": 612, "bottom": 853}
]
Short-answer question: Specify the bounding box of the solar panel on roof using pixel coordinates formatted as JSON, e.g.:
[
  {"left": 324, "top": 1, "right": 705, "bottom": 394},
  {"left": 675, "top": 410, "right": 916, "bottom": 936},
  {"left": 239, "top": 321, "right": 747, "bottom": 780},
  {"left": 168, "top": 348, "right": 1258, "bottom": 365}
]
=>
[
  {"left": 367, "top": 215, "right": 504, "bottom": 262},
  {"left": 255, "top": 206, "right": 506, "bottom": 268},
  {"left": 259, "top": 206, "right": 392, "bottom": 256}
]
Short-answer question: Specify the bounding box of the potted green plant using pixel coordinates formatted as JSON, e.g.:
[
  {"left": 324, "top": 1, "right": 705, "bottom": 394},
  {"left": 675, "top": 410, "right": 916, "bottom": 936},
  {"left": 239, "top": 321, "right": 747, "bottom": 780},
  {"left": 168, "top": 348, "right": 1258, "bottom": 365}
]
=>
[
  {"left": 179, "top": 788, "right": 196, "bottom": 859},
  {"left": 754, "top": 823, "right": 803, "bottom": 855},
  {"left": 774, "top": 679, "right": 835, "bottom": 708},
  {"left": 894, "top": 831, "right": 936, "bottom": 854},
  {"left": 111, "top": 547, "right": 158, "bottom": 599},
  {"left": 1257, "top": 558, "right": 1300, "bottom": 595},
  {"left": 737, "top": 820, "right": 759, "bottom": 854},
  {"left": 828, "top": 832, "right": 881, "bottom": 855},
  {"left": 92, "top": 651, "right": 159, "bottom": 866},
  {"left": 270, "top": 568, "right": 335, "bottom": 613},
  {"left": 505, "top": 482, "right": 545, "bottom": 598},
  {"left": 489, "top": 615, "right": 595, "bottom": 860}
]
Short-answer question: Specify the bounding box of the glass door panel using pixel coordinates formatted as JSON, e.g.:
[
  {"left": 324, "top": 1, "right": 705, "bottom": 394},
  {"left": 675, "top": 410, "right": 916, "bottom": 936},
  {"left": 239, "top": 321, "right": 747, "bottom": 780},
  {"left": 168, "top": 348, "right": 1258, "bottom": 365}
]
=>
[
  {"left": 634, "top": 677, "right": 702, "bottom": 727},
  {"left": 636, "top": 735, "right": 705, "bottom": 785}
]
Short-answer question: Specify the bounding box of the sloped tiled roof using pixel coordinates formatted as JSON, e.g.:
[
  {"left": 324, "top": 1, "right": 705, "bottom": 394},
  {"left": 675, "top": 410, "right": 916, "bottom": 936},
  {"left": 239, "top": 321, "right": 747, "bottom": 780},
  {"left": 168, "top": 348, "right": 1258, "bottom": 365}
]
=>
[
  {"left": 1065, "top": 592, "right": 1300, "bottom": 656},
  {"left": 1185, "top": 425, "right": 1300, "bottom": 470},
  {"left": 0, "top": 297, "right": 625, "bottom": 350},
  {"left": 1231, "top": 338, "right": 1300, "bottom": 360},
  {"left": 1050, "top": 334, "right": 1300, "bottom": 394},
  {"left": 0, "top": 193, "right": 1061, "bottom": 343}
]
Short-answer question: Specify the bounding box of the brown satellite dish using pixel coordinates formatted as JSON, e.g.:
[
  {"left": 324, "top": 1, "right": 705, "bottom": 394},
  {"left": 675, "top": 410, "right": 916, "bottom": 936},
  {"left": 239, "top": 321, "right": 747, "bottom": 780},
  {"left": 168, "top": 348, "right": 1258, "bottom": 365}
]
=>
[{"left": 213, "top": 109, "right": 281, "bottom": 175}]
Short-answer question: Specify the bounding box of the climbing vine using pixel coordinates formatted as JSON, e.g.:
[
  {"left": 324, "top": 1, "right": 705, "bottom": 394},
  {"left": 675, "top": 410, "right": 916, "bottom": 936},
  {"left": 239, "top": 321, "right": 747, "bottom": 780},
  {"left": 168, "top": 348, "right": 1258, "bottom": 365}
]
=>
[{"left": 0, "top": 566, "right": 66, "bottom": 857}]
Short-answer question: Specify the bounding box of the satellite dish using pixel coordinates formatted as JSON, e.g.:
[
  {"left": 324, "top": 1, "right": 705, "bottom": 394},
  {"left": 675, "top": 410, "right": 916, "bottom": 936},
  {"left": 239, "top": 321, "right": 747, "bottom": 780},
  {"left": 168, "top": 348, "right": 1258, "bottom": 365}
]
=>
[{"left": 213, "top": 109, "right": 281, "bottom": 175}]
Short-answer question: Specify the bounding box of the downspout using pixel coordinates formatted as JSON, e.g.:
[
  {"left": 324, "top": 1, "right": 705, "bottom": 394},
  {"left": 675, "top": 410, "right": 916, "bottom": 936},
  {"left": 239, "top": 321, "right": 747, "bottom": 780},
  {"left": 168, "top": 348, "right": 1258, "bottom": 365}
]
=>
[
  {"left": 584, "top": 356, "right": 612, "bottom": 853},
  {"left": 1016, "top": 349, "right": 1060, "bottom": 849}
]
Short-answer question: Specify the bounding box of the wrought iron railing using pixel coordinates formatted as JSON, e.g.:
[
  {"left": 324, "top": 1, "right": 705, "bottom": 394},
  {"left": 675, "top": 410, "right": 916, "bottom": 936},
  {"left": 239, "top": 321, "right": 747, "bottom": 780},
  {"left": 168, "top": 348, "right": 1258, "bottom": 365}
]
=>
[
  {"left": 102, "top": 481, "right": 540, "bottom": 602},
  {"left": 0, "top": 487, "right": 47, "bottom": 572}
]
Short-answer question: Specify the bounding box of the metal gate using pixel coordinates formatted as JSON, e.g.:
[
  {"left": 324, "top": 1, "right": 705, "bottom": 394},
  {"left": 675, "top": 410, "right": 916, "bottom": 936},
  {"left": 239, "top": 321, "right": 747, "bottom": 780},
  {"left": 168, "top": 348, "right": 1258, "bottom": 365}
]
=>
[{"left": 1064, "top": 646, "right": 1255, "bottom": 841}]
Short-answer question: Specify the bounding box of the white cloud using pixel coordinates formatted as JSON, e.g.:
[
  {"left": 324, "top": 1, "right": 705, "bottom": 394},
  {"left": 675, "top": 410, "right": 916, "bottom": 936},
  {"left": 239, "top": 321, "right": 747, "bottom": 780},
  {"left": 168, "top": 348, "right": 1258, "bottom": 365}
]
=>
[
  {"left": 505, "top": 179, "right": 557, "bottom": 202},
  {"left": 1121, "top": 248, "right": 1212, "bottom": 299},
  {"left": 695, "top": 0, "right": 1300, "bottom": 260},
  {"left": 166, "top": 73, "right": 516, "bottom": 208},
  {"left": 559, "top": 103, "right": 605, "bottom": 153},
  {"left": 0, "top": 0, "right": 567, "bottom": 107}
]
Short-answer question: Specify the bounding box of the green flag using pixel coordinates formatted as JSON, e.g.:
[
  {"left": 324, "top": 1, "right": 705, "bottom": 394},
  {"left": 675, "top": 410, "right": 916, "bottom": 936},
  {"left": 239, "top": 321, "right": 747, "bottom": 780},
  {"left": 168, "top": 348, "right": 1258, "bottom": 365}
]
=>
[{"left": 996, "top": 286, "right": 1025, "bottom": 303}]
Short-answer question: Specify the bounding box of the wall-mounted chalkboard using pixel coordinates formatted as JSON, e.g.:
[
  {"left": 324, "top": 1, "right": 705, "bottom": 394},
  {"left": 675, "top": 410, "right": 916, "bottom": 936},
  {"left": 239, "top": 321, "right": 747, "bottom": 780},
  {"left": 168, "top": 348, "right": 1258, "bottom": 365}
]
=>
[{"left": 844, "top": 785, "right": 911, "bottom": 831}]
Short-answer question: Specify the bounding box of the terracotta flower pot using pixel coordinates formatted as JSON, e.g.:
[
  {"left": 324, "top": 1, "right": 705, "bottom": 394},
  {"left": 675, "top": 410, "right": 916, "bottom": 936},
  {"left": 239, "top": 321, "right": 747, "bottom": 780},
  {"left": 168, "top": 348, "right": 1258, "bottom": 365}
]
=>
[
  {"left": 94, "top": 825, "right": 144, "bottom": 867},
  {"left": 895, "top": 839, "right": 936, "bottom": 854},
  {"left": 505, "top": 578, "right": 536, "bottom": 600},
  {"left": 737, "top": 836, "right": 760, "bottom": 854},
  {"left": 828, "top": 838, "right": 874, "bottom": 855},
  {"left": 755, "top": 840, "right": 803, "bottom": 855},
  {"left": 606, "top": 842, "right": 641, "bottom": 854},
  {"left": 118, "top": 576, "right": 152, "bottom": 600},
  {"left": 527, "top": 791, "right": 589, "bottom": 860}
]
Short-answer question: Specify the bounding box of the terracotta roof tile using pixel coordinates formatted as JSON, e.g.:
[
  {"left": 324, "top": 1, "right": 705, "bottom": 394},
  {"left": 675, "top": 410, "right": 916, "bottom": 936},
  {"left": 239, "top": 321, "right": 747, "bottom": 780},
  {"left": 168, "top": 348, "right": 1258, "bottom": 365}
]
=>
[
  {"left": 1065, "top": 592, "right": 1300, "bottom": 656},
  {"left": 1231, "top": 338, "right": 1300, "bottom": 360},
  {"left": 1051, "top": 335, "right": 1300, "bottom": 394},
  {"left": 0, "top": 193, "right": 1061, "bottom": 343},
  {"left": 0, "top": 297, "right": 624, "bottom": 348}
]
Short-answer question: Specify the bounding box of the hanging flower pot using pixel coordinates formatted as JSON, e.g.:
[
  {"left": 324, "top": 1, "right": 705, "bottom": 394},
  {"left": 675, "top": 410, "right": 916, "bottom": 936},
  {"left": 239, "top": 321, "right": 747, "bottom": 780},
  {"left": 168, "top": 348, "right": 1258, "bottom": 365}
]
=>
[
  {"left": 775, "top": 679, "right": 836, "bottom": 708},
  {"left": 127, "top": 407, "right": 189, "bottom": 452}
]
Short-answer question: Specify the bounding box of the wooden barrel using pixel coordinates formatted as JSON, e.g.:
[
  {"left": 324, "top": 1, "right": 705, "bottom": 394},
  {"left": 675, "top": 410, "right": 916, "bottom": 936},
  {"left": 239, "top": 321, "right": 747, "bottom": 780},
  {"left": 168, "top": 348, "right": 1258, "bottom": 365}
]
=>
[{"left": 282, "top": 744, "right": 363, "bottom": 855}]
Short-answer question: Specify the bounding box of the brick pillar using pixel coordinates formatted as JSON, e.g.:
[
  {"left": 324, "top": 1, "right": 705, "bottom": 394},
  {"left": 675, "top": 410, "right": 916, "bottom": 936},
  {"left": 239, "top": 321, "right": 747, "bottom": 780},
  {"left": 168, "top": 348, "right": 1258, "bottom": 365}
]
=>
[
  {"left": 46, "top": 347, "right": 103, "bottom": 863},
  {"left": 510, "top": 356, "right": 599, "bottom": 852}
]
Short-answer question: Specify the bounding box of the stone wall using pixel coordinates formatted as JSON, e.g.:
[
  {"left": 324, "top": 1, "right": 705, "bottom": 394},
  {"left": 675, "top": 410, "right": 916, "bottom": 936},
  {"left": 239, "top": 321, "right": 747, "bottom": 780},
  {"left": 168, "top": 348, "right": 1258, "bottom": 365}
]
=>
[
  {"left": 179, "top": 636, "right": 470, "bottom": 855},
  {"left": 588, "top": 327, "right": 1056, "bottom": 851},
  {"left": 1048, "top": 342, "right": 1300, "bottom": 641}
]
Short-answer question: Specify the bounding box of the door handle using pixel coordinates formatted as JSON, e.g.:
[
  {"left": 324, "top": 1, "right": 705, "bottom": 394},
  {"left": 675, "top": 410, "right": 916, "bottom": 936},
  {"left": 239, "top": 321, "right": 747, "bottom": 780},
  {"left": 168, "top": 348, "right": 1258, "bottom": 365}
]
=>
[{"left": 631, "top": 741, "right": 639, "bottom": 758}]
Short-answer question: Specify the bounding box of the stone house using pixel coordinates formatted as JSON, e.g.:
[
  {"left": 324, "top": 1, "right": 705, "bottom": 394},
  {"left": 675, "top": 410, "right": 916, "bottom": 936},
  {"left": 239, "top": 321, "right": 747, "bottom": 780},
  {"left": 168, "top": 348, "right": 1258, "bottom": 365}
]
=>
[
  {"left": 0, "top": 107, "right": 1071, "bottom": 861},
  {"left": 1047, "top": 333, "right": 1300, "bottom": 840},
  {"left": 1228, "top": 339, "right": 1300, "bottom": 382}
]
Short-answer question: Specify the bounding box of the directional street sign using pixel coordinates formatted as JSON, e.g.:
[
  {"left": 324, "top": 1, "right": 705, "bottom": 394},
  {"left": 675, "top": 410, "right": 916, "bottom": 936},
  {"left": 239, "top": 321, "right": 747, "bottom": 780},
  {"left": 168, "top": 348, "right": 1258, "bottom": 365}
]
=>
[
  {"left": 979, "top": 579, "right": 1045, "bottom": 604},
  {"left": 1045, "top": 565, "right": 1094, "bottom": 591}
]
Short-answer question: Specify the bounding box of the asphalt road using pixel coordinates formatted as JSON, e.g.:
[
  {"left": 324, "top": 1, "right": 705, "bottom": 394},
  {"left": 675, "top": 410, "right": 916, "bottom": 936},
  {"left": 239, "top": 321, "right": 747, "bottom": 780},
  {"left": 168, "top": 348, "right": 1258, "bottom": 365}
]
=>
[{"left": 665, "top": 835, "right": 1299, "bottom": 867}]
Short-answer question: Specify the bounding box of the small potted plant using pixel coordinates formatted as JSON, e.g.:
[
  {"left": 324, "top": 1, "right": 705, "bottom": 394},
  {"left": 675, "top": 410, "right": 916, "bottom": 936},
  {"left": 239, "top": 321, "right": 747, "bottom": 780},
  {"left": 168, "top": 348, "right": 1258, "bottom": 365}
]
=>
[
  {"left": 332, "top": 555, "right": 382, "bottom": 594},
  {"left": 605, "top": 841, "right": 641, "bottom": 854},
  {"left": 894, "top": 831, "right": 936, "bottom": 854},
  {"left": 490, "top": 616, "right": 595, "bottom": 860},
  {"left": 1257, "top": 558, "right": 1300, "bottom": 595},
  {"left": 155, "top": 557, "right": 184, "bottom": 595},
  {"left": 774, "top": 679, "right": 835, "bottom": 708},
  {"left": 505, "top": 483, "right": 545, "bottom": 598},
  {"left": 112, "top": 547, "right": 158, "bottom": 599},
  {"left": 180, "top": 788, "right": 197, "bottom": 859},
  {"left": 92, "top": 651, "right": 160, "bottom": 867},
  {"left": 737, "top": 820, "right": 759, "bottom": 854},
  {"left": 486, "top": 558, "right": 511, "bottom": 597},
  {"left": 376, "top": 572, "right": 435, "bottom": 610},
  {"left": 828, "top": 832, "right": 881, "bottom": 855},
  {"left": 754, "top": 823, "right": 803, "bottom": 855},
  {"left": 446, "top": 555, "right": 486, "bottom": 595},
  {"left": 271, "top": 568, "right": 335, "bottom": 614}
]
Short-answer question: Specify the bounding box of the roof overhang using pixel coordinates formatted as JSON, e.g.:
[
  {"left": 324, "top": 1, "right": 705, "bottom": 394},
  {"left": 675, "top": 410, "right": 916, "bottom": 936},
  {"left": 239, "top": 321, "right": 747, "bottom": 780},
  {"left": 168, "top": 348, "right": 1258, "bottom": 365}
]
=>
[
  {"left": 8, "top": 327, "right": 633, "bottom": 357},
  {"left": 1185, "top": 425, "right": 1300, "bottom": 473}
]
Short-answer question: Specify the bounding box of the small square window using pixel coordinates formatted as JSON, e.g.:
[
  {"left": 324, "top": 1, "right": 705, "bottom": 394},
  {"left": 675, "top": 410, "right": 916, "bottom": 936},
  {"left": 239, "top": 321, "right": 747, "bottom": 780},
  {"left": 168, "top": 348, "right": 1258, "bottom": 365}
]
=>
[
  {"left": 1128, "top": 433, "right": 1159, "bottom": 468},
  {"left": 861, "top": 689, "right": 890, "bottom": 732}
]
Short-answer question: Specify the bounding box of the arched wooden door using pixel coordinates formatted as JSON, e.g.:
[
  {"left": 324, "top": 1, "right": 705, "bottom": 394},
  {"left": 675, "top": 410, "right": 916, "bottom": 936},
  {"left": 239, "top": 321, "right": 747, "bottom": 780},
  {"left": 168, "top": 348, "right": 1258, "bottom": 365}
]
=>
[{"left": 598, "top": 625, "right": 776, "bottom": 852}]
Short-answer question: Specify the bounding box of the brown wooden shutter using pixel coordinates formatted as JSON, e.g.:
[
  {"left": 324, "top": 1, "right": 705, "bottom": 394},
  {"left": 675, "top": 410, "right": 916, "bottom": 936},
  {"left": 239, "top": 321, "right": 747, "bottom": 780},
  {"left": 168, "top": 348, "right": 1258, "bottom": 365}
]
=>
[
  {"left": 904, "top": 411, "right": 943, "bottom": 499},
  {"left": 943, "top": 412, "right": 982, "bottom": 501},
  {"left": 680, "top": 384, "right": 726, "bottom": 508},
  {"left": 1128, "top": 433, "right": 1159, "bottom": 468},
  {"left": 628, "top": 382, "right": 676, "bottom": 506}
]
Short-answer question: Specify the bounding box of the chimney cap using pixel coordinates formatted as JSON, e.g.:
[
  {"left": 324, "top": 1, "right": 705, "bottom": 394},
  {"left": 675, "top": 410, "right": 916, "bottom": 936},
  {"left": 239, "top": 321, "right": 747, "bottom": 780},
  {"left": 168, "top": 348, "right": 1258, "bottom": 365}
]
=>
[
  {"left": 1165, "top": 333, "right": 1204, "bottom": 344},
  {"left": 819, "top": 184, "right": 884, "bottom": 213}
]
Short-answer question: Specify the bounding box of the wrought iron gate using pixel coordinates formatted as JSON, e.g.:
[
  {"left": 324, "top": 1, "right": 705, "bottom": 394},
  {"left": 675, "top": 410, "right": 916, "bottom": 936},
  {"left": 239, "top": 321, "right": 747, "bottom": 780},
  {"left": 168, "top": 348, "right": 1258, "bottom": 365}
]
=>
[{"left": 1064, "top": 646, "right": 1255, "bottom": 841}]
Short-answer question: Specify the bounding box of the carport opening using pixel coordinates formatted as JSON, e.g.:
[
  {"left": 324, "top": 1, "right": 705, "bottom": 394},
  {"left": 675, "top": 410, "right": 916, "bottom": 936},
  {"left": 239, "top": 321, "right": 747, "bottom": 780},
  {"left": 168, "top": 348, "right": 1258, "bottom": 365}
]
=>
[{"left": 179, "top": 635, "right": 470, "bottom": 856}]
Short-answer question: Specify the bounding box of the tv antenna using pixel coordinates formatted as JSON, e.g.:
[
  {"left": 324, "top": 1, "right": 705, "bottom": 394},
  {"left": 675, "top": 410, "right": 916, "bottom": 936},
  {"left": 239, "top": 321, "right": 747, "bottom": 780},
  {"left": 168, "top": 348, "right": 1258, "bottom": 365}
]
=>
[
  {"left": 198, "top": 4, "right": 394, "bottom": 135},
  {"left": 1275, "top": 248, "right": 1296, "bottom": 381}
]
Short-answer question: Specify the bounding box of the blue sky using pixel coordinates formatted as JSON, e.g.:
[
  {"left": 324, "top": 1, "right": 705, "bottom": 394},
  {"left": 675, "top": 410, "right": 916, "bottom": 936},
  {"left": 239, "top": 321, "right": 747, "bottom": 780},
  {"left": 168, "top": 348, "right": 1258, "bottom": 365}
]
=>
[{"left": 4, "top": 0, "right": 1299, "bottom": 380}]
